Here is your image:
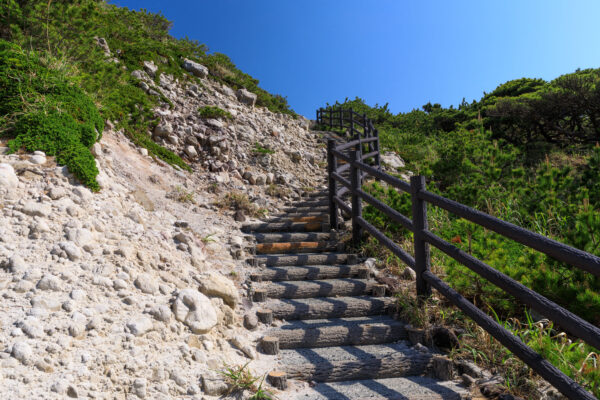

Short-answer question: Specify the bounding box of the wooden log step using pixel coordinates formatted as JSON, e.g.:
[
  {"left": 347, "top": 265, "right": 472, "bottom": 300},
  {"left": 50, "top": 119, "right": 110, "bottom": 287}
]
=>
[
  {"left": 241, "top": 221, "right": 323, "bottom": 233},
  {"left": 288, "top": 199, "right": 328, "bottom": 208},
  {"left": 267, "top": 296, "right": 396, "bottom": 320},
  {"left": 254, "top": 252, "right": 357, "bottom": 266},
  {"left": 271, "top": 316, "right": 407, "bottom": 349},
  {"left": 305, "top": 377, "right": 470, "bottom": 400},
  {"left": 301, "top": 190, "right": 328, "bottom": 198},
  {"left": 281, "top": 342, "right": 434, "bottom": 382},
  {"left": 252, "top": 232, "right": 333, "bottom": 244},
  {"left": 256, "top": 241, "right": 339, "bottom": 255},
  {"left": 253, "top": 264, "right": 361, "bottom": 281},
  {"left": 261, "top": 279, "right": 374, "bottom": 299},
  {"left": 282, "top": 205, "right": 329, "bottom": 214},
  {"left": 265, "top": 215, "right": 328, "bottom": 224},
  {"left": 272, "top": 210, "right": 329, "bottom": 218}
]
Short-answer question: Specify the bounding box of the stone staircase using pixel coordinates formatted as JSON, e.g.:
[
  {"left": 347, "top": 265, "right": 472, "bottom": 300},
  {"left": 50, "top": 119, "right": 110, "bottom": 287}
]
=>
[{"left": 243, "top": 190, "right": 471, "bottom": 399}]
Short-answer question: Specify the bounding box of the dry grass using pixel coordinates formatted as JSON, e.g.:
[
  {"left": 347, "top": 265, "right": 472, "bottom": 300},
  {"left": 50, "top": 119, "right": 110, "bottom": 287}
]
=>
[{"left": 216, "top": 191, "right": 266, "bottom": 218}]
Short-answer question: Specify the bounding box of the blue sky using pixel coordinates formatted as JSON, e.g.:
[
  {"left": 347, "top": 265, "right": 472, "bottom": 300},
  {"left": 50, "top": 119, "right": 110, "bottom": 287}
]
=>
[{"left": 110, "top": 0, "right": 600, "bottom": 118}]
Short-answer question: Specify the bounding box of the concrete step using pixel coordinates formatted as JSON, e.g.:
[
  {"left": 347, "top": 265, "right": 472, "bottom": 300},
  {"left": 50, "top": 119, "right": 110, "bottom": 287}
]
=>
[
  {"left": 252, "top": 264, "right": 361, "bottom": 281},
  {"left": 282, "top": 342, "right": 435, "bottom": 382},
  {"left": 254, "top": 252, "right": 358, "bottom": 266},
  {"left": 267, "top": 296, "right": 396, "bottom": 320},
  {"left": 270, "top": 316, "right": 407, "bottom": 349},
  {"left": 241, "top": 221, "right": 324, "bottom": 233},
  {"left": 260, "top": 278, "right": 375, "bottom": 299},
  {"left": 296, "top": 377, "right": 469, "bottom": 400},
  {"left": 252, "top": 232, "right": 333, "bottom": 244},
  {"left": 255, "top": 241, "right": 340, "bottom": 255}
]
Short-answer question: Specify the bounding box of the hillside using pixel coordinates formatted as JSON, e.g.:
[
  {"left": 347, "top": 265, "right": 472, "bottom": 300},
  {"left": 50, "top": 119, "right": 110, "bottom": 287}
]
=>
[{"left": 0, "top": 1, "right": 327, "bottom": 399}]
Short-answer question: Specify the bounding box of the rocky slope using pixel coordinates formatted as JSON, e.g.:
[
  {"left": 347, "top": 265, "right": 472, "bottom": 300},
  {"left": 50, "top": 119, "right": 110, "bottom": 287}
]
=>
[{"left": 0, "top": 57, "right": 327, "bottom": 399}]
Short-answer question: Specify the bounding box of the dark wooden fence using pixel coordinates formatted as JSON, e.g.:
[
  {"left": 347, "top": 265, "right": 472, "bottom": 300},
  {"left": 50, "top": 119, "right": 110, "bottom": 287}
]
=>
[{"left": 316, "top": 106, "right": 600, "bottom": 400}]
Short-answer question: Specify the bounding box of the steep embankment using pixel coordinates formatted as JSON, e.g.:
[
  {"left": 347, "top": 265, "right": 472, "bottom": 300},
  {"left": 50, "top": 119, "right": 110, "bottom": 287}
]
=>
[{"left": 0, "top": 3, "right": 330, "bottom": 399}]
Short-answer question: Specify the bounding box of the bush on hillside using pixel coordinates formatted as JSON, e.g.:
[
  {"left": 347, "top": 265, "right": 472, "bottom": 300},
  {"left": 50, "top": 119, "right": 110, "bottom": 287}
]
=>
[{"left": 0, "top": 40, "right": 102, "bottom": 190}]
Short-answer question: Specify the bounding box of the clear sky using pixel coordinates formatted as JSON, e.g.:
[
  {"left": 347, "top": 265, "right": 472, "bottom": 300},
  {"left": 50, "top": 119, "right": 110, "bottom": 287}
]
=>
[{"left": 110, "top": 0, "right": 600, "bottom": 118}]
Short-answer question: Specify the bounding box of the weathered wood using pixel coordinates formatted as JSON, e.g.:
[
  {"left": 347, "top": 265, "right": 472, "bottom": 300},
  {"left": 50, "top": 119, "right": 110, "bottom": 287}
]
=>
[
  {"left": 357, "top": 266, "right": 370, "bottom": 279},
  {"left": 411, "top": 176, "right": 431, "bottom": 299},
  {"left": 284, "top": 348, "right": 434, "bottom": 382},
  {"left": 254, "top": 265, "right": 362, "bottom": 281},
  {"left": 422, "top": 229, "right": 600, "bottom": 351},
  {"left": 253, "top": 289, "right": 267, "bottom": 303},
  {"left": 268, "top": 296, "right": 396, "bottom": 320},
  {"left": 433, "top": 355, "right": 454, "bottom": 380},
  {"left": 261, "top": 336, "right": 279, "bottom": 355},
  {"left": 265, "top": 215, "right": 328, "bottom": 224},
  {"left": 241, "top": 221, "right": 322, "bottom": 233},
  {"left": 255, "top": 253, "right": 357, "bottom": 267},
  {"left": 267, "top": 371, "right": 287, "bottom": 390},
  {"left": 252, "top": 232, "right": 332, "bottom": 243},
  {"left": 262, "top": 279, "right": 374, "bottom": 299},
  {"left": 327, "top": 138, "right": 339, "bottom": 230},
  {"left": 423, "top": 271, "right": 596, "bottom": 400},
  {"left": 256, "top": 241, "right": 338, "bottom": 255},
  {"left": 256, "top": 308, "right": 273, "bottom": 325},
  {"left": 351, "top": 150, "right": 363, "bottom": 246},
  {"left": 272, "top": 317, "right": 407, "bottom": 349},
  {"left": 372, "top": 284, "right": 386, "bottom": 297}
]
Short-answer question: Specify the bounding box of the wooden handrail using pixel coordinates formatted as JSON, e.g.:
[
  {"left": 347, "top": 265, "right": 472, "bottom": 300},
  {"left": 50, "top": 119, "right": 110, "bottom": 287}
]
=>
[{"left": 321, "top": 107, "right": 600, "bottom": 400}]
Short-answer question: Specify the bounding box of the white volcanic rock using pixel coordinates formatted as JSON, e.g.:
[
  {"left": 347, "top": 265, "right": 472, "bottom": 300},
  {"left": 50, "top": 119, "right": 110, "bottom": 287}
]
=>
[{"left": 172, "top": 289, "right": 217, "bottom": 333}]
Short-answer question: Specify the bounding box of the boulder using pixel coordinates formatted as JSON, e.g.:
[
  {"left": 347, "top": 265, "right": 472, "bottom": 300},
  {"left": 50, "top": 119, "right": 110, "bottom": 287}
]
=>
[
  {"left": 184, "top": 145, "right": 198, "bottom": 158},
  {"left": 381, "top": 151, "right": 405, "bottom": 170},
  {"left": 182, "top": 58, "right": 208, "bottom": 78},
  {"left": 154, "top": 122, "right": 173, "bottom": 138},
  {"left": 236, "top": 88, "right": 257, "bottom": 107},
  {"left": 197, "top": 273, "right": 239, "bottom": 308},
  {"left": 172, "top": 289, "right": 217, "bottom": 333},
  {"left": 143, "top": 60, "right": 158, "bottom": 78}
]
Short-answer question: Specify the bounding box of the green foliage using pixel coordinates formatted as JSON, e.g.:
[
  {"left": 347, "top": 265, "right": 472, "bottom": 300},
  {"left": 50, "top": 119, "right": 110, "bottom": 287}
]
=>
[
  {"left": 252, "top": 142, "right": 275, "bottom": 155},
  {"left": 0, "top": 40, "right": 102, "bottom": 190},
  {"left": 198, "top": 105, "right": 233, "bottom": 120},
  {"left": 0, "top": 0, "right": 293, "bottom": 176}
]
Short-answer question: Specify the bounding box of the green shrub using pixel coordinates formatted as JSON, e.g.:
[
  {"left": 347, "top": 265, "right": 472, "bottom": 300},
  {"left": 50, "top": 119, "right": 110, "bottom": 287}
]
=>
[
  {"left": 252, "top": 142, "right": 275, "bottom": 155},
  {"left": 0, "top": 40, "right": 102, "bottom": 190},
  {"left": 198, "top": 106, "right": 233, "bottom": 120}
]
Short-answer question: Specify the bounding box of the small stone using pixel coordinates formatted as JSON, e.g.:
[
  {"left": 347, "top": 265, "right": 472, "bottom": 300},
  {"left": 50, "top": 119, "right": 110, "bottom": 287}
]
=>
[
  {"left": 48, "top": 187, "right": 67, "bottom": 200},
  {"left": 134, "top": 273, "right": 158, "bottom": 294},
  {"left": 143, "top": 60, "right": 158, "bottom": 77},
  {"left": 68, "top": 323, "right": 85, "bottom": 338},
  {"left": 20, "top": 317, "right": 44, "bottom": 338},
  {"left": 21, "top": 201, "right": 51, "bottom": 217},
  {"left": 172, "top": 289, "right": 218, "bottom": 334},
  {"left": 236, "top": 88, "right": 257, "bottom": 107},
  {"left": 182, "top": 58, "right": 208, "bottom": 78},
  {"left": 150, "top": 305, "right": 172, "bottom": 322},
  {"left": 154, "top": 121, "right": 173, "bottom": 138},
  {"left": 133, "top": 378, "right": 147, "bottom": 398},
  {"left": 113, "top": 278, "right": 127, "bottom": 290},
  {"left": 126, "top": 316, "right": 153, "bottom": 336},
  {"left": 67, "top": 385, "right": 78, "bottom": 398},
  {"left": 0, "top": 163, "right": 18, "bottom": 188},
  {"left": 401, "top": 267, "right": 417, "bottom": 280},
  {"left": 197, "top": 272, "right": 240, "bottom": 308},
  {"left": 70, "top": 289, "right": 86, "bottom": 301},
  {"left": 11, "top": 341, "right": 33, "bottom": 364},
  {"left": 59, "top": 242, "right": 81, "bottom": 261},
  {"left": 243, "top": 312, "right": 258, "bottom": 330},
  {"left": 8, "top": 255, "right": 27, "bottom": 274},
  {"left": 184, "top": 145, "right": 198, "bottom": 158},
  {"left": 29, "top": 154, "right": 46, "bottom": 164},
  {"left": 37, "top": 274, "right": 62, "bottom": 291},
  {"left": 202, "top": 373, "right": 228, "bottom": 396}
]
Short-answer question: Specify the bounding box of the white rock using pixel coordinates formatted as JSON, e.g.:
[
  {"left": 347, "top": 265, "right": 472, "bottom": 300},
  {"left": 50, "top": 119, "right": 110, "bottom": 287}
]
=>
[
  {"left": 236, "top": 88, "right": 257, "bottom": 107},
  {"left": 48, "top": 187, "right": 67, "bottom": 200},
  {"left": 133, "top": 378, "right": 147, "bottom": 398},
  {"left": 20, "top": 201, "right": 51, "bottom": 217},
  {"left": 59, "top": 241, "right": 81, "bottom": 261},
  {"left": 150, "top": 305, "right": 172, "bottom": 322},
  {"left": 197, "top": 273, "right": 239, "bottom": 308},
  {"left": 8, "top": 255, "right": 27, "bottom": 274},
  {"left": 113, "top": 278, "right": 128, "bottom": 290},
  {"left": 143, "top": 60, "right": 158, "bottom": 77},
  {"left": 184, "top": 145, "right": 198, "bottom": 158},
  {"left": 134, "top": 273, "right": 158, "bottom": 294},
  {"left": 11, "top": 341, "right": 33, "bottom": 364},
  {"left": 172, "top": 289, "right": 217, "bottom": 334},
  {"left": 70, "top": 289, "right": 87, "bottom": 301},
  {"left": 66, "top": 228, "right": 94, "bottom": 247},
  {"left": 20, "top": 317, "right": 44, "bottom": 338},
  {"left": 182, "top": 58, "right": 208, "bottom": 78},
  {"left": 91, "top": 143, "right": 102, "bottom": 157},
  {"left": 381, "top": 151, "right": 405, "bottom": 170},
  {"left": 154, "top": 122, "right": 173, "bottom": 137},
  {"left": 29, "top": 155, "right": 46, "bottom": 164},
  {"left": 0, "top": 163, "right": 18, "bottom": 188},
  {"left": 126, "top": 316, "right": 153, "bottom": 336},
  {"left": 37, "top": 274, "right": 62, "bottom": 291},
  {"left": 72, "top": 186, "right": 93, "bottom": 203}
]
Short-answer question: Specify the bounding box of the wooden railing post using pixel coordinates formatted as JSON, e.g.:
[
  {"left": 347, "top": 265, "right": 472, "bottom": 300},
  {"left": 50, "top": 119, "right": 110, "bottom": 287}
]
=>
[
  {"left": 327, "top": 139, "right": 339, "bottom": 230},
  {"left": 329, "top": 107, "right": 333, "bottom": 128},
  {"left": 349, "top": 108, "right": 355, "bottom": 140},
  {"left": 316, "top": 109, "right": 320, "bottom": 125},
  {"left": 373, "top": 126, "right": 381, "bottom": 170},
  {"left": 411, "top": 175, "right": 431, "bottom": 299},
  {"left": 339, "top": 108, "right": 343, "bottom": 129},
  {"left": 350, "top": 149, "right": 363, "bottom": 246}
]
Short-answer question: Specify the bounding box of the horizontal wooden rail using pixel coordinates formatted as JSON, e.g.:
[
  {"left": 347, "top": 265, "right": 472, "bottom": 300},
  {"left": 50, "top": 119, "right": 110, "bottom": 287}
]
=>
[
  {"left": 419, "top": 190, "right": 600, "bottom": 278},
  {"left": 321, "top": 107, "right": 599, "bottom": 399},
  {"left": 423, "top": 271, "right": 596, "bottom": 400},
  {"left": 422, "top": 230, "right": 600, "bottom": 350}
]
